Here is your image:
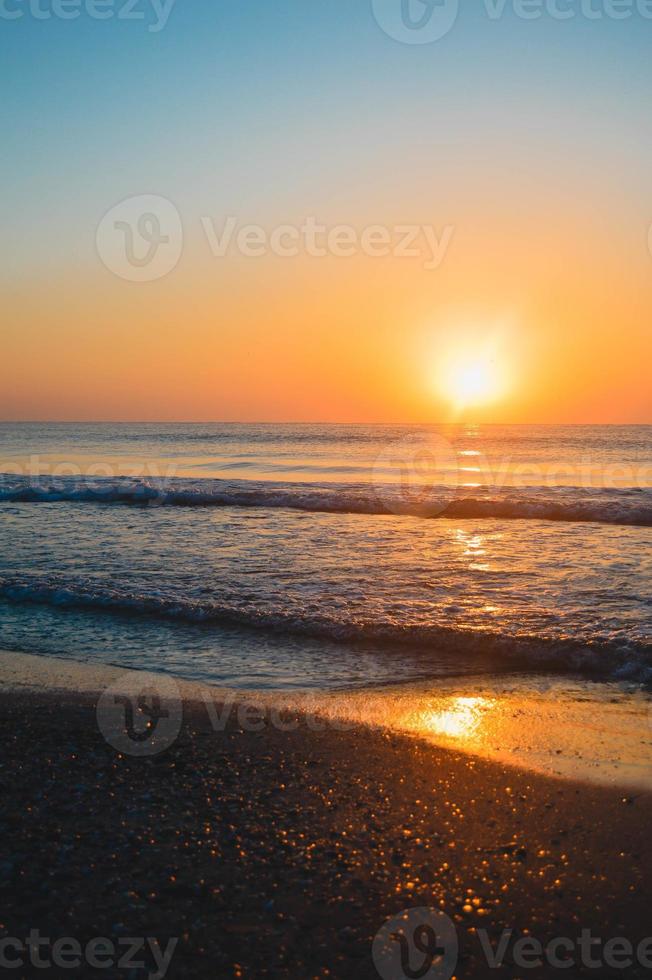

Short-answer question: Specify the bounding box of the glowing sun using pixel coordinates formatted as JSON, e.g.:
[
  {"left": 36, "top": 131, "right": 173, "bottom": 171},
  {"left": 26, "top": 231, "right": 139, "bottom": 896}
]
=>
[
  {"left": 450, "top": 358, "right": 498, "bottom": 404},
  {"left": 439, "top": 352, "right": 507, "bottom": 409}
]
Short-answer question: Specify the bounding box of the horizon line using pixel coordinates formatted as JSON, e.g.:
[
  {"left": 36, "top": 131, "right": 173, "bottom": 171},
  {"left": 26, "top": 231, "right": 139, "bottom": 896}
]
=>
[{"left": 1, "top": 419, "right": 650, "bottom": 427}]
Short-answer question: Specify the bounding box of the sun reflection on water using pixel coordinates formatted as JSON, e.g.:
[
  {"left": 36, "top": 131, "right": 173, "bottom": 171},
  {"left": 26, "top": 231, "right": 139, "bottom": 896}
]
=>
[
  {"left": 409, "top": 696, "right": 496, "bottom": 741},
  {"left": 454, "top": 528, "right": 486, "bottom": 557}
]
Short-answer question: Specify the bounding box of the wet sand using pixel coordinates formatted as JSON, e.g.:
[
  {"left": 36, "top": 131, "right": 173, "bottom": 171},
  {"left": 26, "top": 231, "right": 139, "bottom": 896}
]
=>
[
  {"left": 1, "top": 664, "right": 652, "bottom": 978},
  {"left": 3, "top": 648, "right": 651, "bottom": 790}
]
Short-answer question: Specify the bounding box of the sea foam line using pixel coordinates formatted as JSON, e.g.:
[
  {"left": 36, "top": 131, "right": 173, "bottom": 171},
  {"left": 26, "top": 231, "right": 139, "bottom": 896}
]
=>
[
  {"left": 0, "top": 477, "right": 651, "bottom": 526},
  {"left": 1, "top": 574, "right": 650, "bottom": 683}
]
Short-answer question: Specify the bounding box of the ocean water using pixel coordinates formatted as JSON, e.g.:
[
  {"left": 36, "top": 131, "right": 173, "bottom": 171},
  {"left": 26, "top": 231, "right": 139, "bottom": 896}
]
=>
[{"left": 0, "top": 422, "right": 650, "bottom": 689}]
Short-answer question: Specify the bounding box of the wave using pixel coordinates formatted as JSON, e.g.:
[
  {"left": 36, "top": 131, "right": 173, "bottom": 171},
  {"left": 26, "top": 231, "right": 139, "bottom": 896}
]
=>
[
  {"left": 1, "top": 575, "right": 650, "bottom": 683},
  {"left": 1, "top": 476, "right": 651, "bottom": 526}
]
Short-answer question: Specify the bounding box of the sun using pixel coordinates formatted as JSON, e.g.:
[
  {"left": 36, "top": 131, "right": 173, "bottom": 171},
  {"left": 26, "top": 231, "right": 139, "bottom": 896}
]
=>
[
  {"left": 448, "top": 357, "right": 499, "bottom": 406},
  {"left": 427, "top": 318, "right": 514, "bottom": 414}
]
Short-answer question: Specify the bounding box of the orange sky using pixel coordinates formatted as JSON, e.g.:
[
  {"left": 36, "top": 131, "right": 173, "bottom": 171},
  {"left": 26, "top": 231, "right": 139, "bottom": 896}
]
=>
[{"left": 3, "top": 208, "right": 651, "bottom": 424}]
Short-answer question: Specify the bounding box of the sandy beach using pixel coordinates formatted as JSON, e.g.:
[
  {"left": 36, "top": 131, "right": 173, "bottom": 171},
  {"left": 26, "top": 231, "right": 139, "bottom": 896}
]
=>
[{"left": 1, "top": 651, "right": 651, "bottom": 979}]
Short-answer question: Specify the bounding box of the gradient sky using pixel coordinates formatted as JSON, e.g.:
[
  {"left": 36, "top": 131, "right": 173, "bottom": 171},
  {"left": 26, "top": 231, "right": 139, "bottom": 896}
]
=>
[{"left": 1, "top": 0, "right": 651, "bottom": 422}]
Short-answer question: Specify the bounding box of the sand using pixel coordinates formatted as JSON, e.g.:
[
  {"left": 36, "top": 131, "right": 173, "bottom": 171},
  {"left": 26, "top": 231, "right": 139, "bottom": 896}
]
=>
[
  {"left": 2, "top": 648, "right": 651, "bottom": 789},
  {"left": 0, "top": 650, "right": 651, "bottom": 978}
]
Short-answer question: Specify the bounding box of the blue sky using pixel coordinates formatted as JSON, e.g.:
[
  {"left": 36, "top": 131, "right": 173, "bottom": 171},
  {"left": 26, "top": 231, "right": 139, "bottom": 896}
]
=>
[{"left": 2, "top": 0, "right": 650, "bottom": 274}]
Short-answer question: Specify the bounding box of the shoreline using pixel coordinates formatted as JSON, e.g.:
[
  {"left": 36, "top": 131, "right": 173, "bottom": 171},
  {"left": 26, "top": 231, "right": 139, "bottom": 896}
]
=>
[
  {"left": 0, "top": 664, "right": 651, "bottom": 977},
  {"left": 1, "top": 647, "right": 651, "bottom": 790}
]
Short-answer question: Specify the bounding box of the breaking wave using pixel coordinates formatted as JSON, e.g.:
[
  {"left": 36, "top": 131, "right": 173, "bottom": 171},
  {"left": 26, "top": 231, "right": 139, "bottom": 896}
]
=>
[
  {"left": 1, "top": 574, "right": 650, "bottom": 683},
  {"left": 1, "top": 476, "right": 651, "bottom": 527}
]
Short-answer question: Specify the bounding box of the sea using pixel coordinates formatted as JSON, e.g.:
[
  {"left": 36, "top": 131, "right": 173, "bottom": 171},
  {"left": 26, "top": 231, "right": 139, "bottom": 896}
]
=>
[{"left": 0, "top": 422, "right": 650, "bottom": 691}]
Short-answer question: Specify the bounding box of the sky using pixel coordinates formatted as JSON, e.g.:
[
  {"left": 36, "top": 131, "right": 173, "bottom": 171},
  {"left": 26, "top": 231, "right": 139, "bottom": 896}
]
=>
[{"left": 1, "top": 0, "right": 651, "bottom": 423}]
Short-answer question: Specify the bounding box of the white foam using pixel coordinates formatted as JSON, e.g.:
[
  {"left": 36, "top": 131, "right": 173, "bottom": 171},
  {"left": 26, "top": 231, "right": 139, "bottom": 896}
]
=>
[{"left": 1, "top": 476, "right": 650, "bottom": 527}]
